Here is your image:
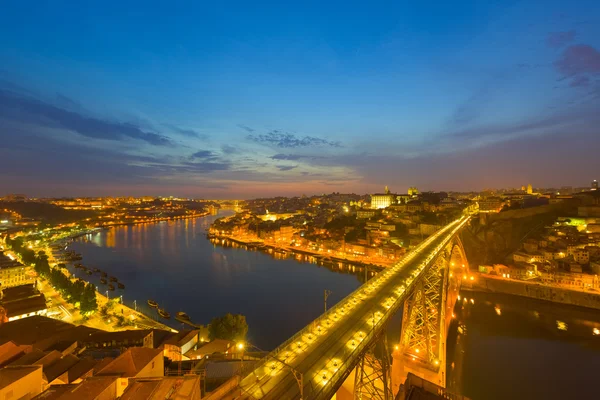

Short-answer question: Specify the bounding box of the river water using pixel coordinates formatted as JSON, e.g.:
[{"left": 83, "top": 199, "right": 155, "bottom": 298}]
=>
[{"left": 70, "top": 211, "right": 600, "bottom": 399}]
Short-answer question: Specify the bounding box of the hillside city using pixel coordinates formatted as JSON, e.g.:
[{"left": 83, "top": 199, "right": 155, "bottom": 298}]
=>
[{"left": 0, "top": 180, "right": 599, "bottom": 398}]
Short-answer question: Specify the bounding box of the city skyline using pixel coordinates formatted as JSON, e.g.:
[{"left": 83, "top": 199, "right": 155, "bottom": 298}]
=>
[{"left": 1, "top": 1, "right": 600, "bottom": 198}]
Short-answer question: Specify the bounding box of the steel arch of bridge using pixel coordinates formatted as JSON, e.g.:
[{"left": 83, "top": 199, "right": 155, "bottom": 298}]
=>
[
  {"left": 236, "top": 217, "right": 471, "bottom": 400},
  {"left": 395, "top": 235, "right": 469, "bottom": 388}
]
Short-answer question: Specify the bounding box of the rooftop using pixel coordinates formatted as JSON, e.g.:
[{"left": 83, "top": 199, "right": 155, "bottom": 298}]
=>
[
  {"left": 2, "top": 294, "right": 47, "bottom": 318},
  {"left": 0, "top": 364, "right": 41, "bottom": 388},
  {"left": 162, "top": 330, "right": 199, "bottom": 347},
  {"left": 120, "top": 376, "right": 201, "bottom": 400},
  {"left": 96, "top": 347, "right": 162, "bottom": 378},
  {"left": 32, "top": 376, "right": 117, "bottom": 400}
]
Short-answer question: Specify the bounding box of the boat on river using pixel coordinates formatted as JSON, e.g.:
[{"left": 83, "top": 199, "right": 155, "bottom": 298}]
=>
[
  {"left": 109, "top": 276, "right": 118, "bottom": 282},
  {"left": 147, "top": 299, "right": 158, "bottom": 308},
  {"left": 117, "top": 282, "right": 125, "bottom": 289},
  {"left": 158, "top": 309, "right": 170, "bottom": 319},
  {"left": 108, "top": 284, "right": 115, "bottom": 291},
  {"left": 86, "top": 270, "right": 93, "bottom": 275},
  {"left": 93, "top": 267, "right": 100, "bottom": 273},
  {"left": 100, "top": 278, "right": 107, "bottom": 284}
]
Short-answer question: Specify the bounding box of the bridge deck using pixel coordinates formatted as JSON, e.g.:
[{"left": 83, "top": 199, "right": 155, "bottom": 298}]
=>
[{"left": 238, "top": 216, "right": 470, "bottom": 400}]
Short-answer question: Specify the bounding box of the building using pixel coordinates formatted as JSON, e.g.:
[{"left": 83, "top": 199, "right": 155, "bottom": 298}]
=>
[
  {"left": 573, "top": 249, "right": 590, "bottom": 264},
  {"left": 0, "top": 365, "right": 43, "bottom": 399},
  {"left": 0, "top": 284, "right": 48, "bottom": 322},
  {"left": 96, "top": 347, "right": 164, "bottom": 397},
  {"left": 371, "top": 186, "right": 395, "bottom": 209},
  {"left": 527, "top": 184, "right": 533, "bottom": 194},
  {"left": 161, "top": 330, "right": 201, "bottom": 361},
  {"left": 32, "top": 376, "right": 118, "bottom": 400},
  {"left": 407, "top": 187, "right": 419, "bottom": 196},
  {"left": 356, "top": 210, "right": 377, "bottom": 219},
  {"left": 593, "top": 180, "right": 598, "bottom": 191},
  {"left": 0, "top": 254, "right": 34, "bottom": 289},
  {"left": 184, "top": 339, "right": 235, "bottom": 360},
  {"left": 120, "top": 376, "right": 202, "bottom": 400},
  {"left": 478, "top": 197, "right": 504, "bottom": 213}
]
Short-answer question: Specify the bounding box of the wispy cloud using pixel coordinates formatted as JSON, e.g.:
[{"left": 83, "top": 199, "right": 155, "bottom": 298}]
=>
[
  {"left": 270, "top": 153, "right": 322, "bottom": 161},
  {"left": 237, "top": 124, "right": 255, "bottom": 133},
  {"left": 247, "top": 130, "right": 341, "bottom": 148},
  {"left": 163, "top": 123, "right": 208, "bottom": 139},
  {"left": 0, "top": 89, "right": 173, "bottom": 146},
  {"left": 190, "top": 150, "right": 218, "bottom": 160},
  {"left": 221, "top": 144, "right": 240, "bottom": 154},
  {"left": 276, "top": 165, "right": 297, "bottom": 171}
]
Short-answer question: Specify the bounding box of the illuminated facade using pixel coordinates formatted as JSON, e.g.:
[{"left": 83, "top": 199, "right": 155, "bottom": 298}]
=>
[
  {"left": 408, "top": 187, "right": 419, "bottom": 196},
  {"left": 371, "top": 186, "right": 395, "bottom": 209},
  {"left": 593, "top": 180, "right": 598, "bottom": 191},
  {"left": 478, "top": 197, "right": 504, "bottom": 213}
]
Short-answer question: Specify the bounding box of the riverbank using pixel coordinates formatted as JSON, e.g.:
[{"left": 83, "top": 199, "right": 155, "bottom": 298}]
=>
[
  {"left": 464, "top": 273, "right": 600, "bottom": 311},
  {"left": 97, "top": 211, "right": 211, "bottom": 229},
  {"left": 211, "top": 234, "right": 389, "bottom": 271}
]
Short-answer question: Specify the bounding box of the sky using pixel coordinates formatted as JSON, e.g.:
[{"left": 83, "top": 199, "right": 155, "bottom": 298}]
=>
[{"left": 1, "top": 0, "right": 599, "bottom": 199}]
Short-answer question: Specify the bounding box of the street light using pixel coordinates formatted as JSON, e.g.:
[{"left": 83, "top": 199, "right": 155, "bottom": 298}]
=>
[
  {"left": 324, "top": 289, "right": 332, "bottom": 313},
  {"left": 241, "top": 341, "right": 304, "bottom": 399}
]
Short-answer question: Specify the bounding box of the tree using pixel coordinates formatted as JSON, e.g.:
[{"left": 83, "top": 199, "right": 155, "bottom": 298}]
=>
[
  {"left": 208, "top": 313, "right": 248, "bottom": 341},
  {"left": 80, "top": 284, "right": 98, "bottom": 314}
]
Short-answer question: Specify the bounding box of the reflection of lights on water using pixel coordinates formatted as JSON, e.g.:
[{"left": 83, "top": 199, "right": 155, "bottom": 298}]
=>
[
  {"left": 494, "top": 306, "right": 501, "bottom": 316},
  {"left": 556, "top": 320, "right": 568, "bottom": 331}
]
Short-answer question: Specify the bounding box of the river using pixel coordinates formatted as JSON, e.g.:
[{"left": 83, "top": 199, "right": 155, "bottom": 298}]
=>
[
  {"left": 70, "top": 211, "right": 600, "bottom": 399},
  {"left": 69, "top": 210, "right": 364, "bottom": 349}
]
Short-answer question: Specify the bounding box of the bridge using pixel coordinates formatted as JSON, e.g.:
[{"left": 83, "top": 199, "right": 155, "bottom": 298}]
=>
[{"left": 230, "top": 216, "right": 472, "bottom": 399}]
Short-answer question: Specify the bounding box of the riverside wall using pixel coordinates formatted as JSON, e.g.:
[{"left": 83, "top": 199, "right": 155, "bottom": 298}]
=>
[{"left": 463, "top": 275, "right": 600, "bottom": 310}]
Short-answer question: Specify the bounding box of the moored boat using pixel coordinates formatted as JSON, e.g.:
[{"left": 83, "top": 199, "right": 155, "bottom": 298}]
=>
[
  {"left": 86, "top": 270, "right": 93, "bottom": 275},
  {"left": 158, "top": 308, "right": 170, "bottom": 319},
  {"left": 147, "top": 299, "right": 158, "bottom": 308},
  {"left": 117, "top": 282, "right": 125, "bottom": 289},
  {"left": 93, "top": 267, "right": 100, "bottom": 273},
  {"left": 108, "top": 284, "right": 115, "bottom": 291},
  {"left": 100, "top": 278, "right": 107, "bottom": 284},
  {"left": 109, "top": 276, "right": 118, "bottom": 282}
]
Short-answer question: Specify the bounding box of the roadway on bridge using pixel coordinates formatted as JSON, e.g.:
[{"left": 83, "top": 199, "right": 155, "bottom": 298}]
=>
[{"left": 238, "top": 216, "right": 470, "bottom": 400}]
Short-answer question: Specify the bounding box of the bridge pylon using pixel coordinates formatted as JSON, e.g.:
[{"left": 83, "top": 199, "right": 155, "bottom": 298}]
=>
[
  {"left": 392, "top": 236, "right": 468, "bottom": 392},
  {"left": 353, "top": 331, "right": 394, "bottom": 400}
]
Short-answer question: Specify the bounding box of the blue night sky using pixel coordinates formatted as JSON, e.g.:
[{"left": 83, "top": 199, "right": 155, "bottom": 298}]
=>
[{"left": 1, "top": 1, "right": 599, "bottom": 198}]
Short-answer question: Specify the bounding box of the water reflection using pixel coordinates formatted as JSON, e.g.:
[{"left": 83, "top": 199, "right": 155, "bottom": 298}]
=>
[
  {"left": 70, "top": 210, "right": 363, "bottom": 349},
  {"left": 448, "top": 290, "right": 600, "bottom": 400},
  {"left": 209, "top": 237, "right": 381, "bottom": 284}
]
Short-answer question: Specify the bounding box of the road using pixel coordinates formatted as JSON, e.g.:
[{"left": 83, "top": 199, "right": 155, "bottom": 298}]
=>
[{"left": 238, "top": 216, "right": 470, "bottom": 399}]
